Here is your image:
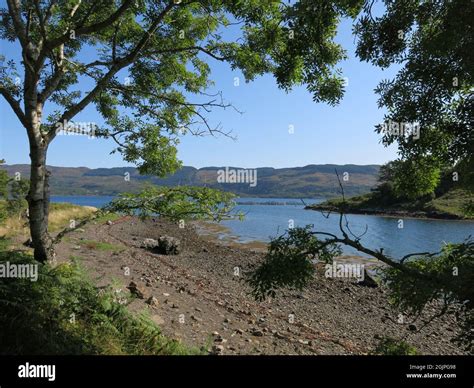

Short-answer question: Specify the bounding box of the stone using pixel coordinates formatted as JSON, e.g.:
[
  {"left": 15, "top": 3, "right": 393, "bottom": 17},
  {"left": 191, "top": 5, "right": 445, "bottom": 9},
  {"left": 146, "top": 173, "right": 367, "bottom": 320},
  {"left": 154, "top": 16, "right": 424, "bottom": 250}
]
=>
[
  {"left": 141, "top": 236, "right": 181, "bottom": 255},
  {"left": 357, "top": 270, "right": 378, "bottom": 288},
  {"left": 106, "top": 220, "right": 113, "bottom": 226},
  {"left": 141, "top": 238, "right": 159, "bottom": 250},
  {"left": 146, "top": 296, "right": 159, "bottom": 306},
  {"left": 274, "top": 332, "right": 286, "bottom": 340},
  {"left": 127, "top": 281, "right": 146, "bottom": 299},
  {"left": 157, "top": 236, "right": 181, "bottom": 255},
  {"left": 408, "top": 324, "right": 417, "bottom": 332},
  {"left": 251, "top": 329, "right": 264, "bottom": 337},
  {"left": 211, "top": 345, "right": 224, "bottom": 355}
]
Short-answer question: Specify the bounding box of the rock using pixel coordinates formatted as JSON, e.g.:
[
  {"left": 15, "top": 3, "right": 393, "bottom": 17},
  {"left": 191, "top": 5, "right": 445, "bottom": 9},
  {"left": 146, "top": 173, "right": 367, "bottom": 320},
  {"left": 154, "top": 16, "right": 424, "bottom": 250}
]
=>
[
  {"left": 235, "top": 329, "right": 244, "bottom": 335},
  {"left": 251, "top": 329, "right": 264, "bottom": 337},
  {"left": 191, "top": 315, "right": 202, "bottom": 323},
  {"left": 214, "top": 336, "right": 227, "bottom": 343},
  {"left": 141, "top": 236, "right": 181, "bottom": 255},
  {"left": 274, "top": 332, "right": 286, "bottom": 340},
  {"left": 106, "top": 220, "right": 113, "bottom": 226},
  {"left": 298, "top": 339, "right": 309, "bottom": 345},
  {"left": 408, "top": 324, "right": 417, "bottom": 332},
  {"left": 146, "top": 296, "right": 159, "bottom": 306},
  {"left": 127, "top": 281, "right": 146, "bottom": 299},
  {"left": 211, "top": 345, "right": 224, "bottom": 355},
  {"left": 157, "top": 236, "right": 181, "bottom": 255},
  {"left": 141, "top": 238, "right": 159, "bottom": 250},
  {"left": 163, "top": 293, "right": 170, "bottom": 297},
  {"left": 357, "top": 270, "right": 378, "bottom": 288}
]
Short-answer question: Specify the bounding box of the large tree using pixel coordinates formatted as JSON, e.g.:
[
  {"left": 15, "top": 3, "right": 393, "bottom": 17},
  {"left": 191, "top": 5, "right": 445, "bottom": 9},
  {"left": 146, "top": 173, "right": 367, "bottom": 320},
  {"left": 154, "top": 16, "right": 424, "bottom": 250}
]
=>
[
  {"left": 0, "top": 0, "right": 363, "bottom": 262},
  {"left": 354, "top": 0, "right": 474, "bottom": 192}
]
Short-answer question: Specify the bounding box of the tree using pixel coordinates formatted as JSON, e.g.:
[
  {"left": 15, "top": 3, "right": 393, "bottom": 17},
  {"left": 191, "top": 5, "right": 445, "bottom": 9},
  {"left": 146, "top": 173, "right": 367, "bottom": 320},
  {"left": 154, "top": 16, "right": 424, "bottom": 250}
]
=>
[
  {"left": 354, "top": 0, "right": 474, "bottom": 193},
  {"left": 7, "top": 177, "right": 30, "bottom": 220},
  {"left": 0, "top": 159, "right": 9, "bottom": 222},
  {"left": 0, "top": 0, "right": 364, "bottom": 262}
]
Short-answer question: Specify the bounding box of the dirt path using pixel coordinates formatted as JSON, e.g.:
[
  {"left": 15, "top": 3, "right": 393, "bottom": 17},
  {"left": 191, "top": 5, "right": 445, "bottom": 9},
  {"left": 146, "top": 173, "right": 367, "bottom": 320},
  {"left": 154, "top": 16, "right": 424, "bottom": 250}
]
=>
[{"left": 55, "top": 216, "right": 465, "bottom": 355}]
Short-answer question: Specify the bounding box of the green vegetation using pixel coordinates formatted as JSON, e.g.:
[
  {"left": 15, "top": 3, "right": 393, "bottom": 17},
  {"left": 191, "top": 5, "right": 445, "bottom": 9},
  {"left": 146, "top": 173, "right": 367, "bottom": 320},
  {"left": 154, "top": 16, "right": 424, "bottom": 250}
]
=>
[
  {"left": 374, "top": 337, "right": 418, "bottom": 356},
  {"left": 249, "top": 226, "right": 474, "bottom": 352},
  {"left": 311, "top": 189, "right": 473, "bottom": 219},
  {"left": 355, "top": 0, "right": 473, "bottom": 193},
  {"left": 308, "top": 162, "right": 473, "bottom": 219},
  {"left": 1, "top": 0, "right": 367, "bottom": 262},
  {"left": 0, "top": 238, "right": 195, "bottom": 355},
  {"left": 106, "top": 185, "right": 242, "bottom": 222}
]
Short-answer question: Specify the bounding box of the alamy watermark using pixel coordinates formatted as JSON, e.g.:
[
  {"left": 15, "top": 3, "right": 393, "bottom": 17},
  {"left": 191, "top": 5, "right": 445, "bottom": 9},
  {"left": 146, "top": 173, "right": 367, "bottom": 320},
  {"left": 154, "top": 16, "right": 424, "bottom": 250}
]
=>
[
  {"left": 0, "top": 262, "right": 38, "bottom": 281},
  {"left": 380, "top": 120, "right": 420, "bottom": 140},
  {"left": 55, "top": 119, "right": 97, "bottom": 138},
  {"left": 217, "top": 167, "right": 257, "bottom": 187},
  {"left": 325, "top": 261, "right": 365, "bottom": 282}
]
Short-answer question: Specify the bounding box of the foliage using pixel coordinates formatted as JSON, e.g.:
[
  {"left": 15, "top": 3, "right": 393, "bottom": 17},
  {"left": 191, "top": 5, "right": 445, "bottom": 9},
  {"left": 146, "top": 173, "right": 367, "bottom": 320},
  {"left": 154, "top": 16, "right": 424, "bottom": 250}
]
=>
[
  {"left": 374, "top": 337, "right": 417, "bottom": 356},
  {"left": 355, "top": 0, "right": 474, "bottom": 194},
  {"left": 390, "top": 157, "right": 441, "bottom": 200},
  {"left": 248, "top": 226, "right": 341, "bottom": 301},
  {"left": 0, "top": 159, "right": 9, "bottom": 222},
  {"left": 7, "top": 178, "right": 29, "bottom": 218},
  {"left": 105, "top": 184, "right": 242, "bottom": 222},
  {"left": 1, "top": 0, "right": 365, "bottom": 176},
  {"left": 381, "top": 239, "right": 474, "bottom": 352},
  {"left": 0, "top": 240, "right": 196, "bottom": 355}
]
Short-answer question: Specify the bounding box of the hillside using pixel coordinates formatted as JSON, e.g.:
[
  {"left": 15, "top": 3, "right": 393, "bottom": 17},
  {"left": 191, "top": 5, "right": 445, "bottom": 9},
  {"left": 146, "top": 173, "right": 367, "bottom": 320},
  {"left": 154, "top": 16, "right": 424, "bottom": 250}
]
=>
[{"left": 1, "top": 164, "right": 380, "bottom": 198}]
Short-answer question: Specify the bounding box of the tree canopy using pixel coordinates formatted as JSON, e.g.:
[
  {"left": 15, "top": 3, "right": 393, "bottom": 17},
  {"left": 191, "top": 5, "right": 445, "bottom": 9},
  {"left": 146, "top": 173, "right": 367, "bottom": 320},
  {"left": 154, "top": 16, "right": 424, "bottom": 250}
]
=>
[
  {"left": 1, "top": 0, "right": 364, "bottom": 175},
  {"left": 355, "top": 0, "right": 474, "bottom": 192}
]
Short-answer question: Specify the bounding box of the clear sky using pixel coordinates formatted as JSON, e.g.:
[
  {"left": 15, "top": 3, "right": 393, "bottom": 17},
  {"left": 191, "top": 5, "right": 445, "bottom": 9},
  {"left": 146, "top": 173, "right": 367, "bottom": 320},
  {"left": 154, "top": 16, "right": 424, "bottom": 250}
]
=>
[{"left": 0, "top": 12, "right": 399, "bottom": 169}]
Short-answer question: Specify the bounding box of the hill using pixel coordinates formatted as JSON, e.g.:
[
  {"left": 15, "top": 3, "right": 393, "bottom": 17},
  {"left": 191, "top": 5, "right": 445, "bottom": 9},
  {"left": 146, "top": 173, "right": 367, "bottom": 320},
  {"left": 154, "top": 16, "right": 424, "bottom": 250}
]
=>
[{"left": 1, "top": 164, "right": 380, "bottom": 198}]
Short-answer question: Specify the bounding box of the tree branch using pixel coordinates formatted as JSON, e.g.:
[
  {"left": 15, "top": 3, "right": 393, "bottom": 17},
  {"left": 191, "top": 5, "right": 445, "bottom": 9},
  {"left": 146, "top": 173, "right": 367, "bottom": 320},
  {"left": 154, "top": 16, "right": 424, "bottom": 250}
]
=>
[{"left": 0, "top": 86, "right": 28, "bottom": 128}]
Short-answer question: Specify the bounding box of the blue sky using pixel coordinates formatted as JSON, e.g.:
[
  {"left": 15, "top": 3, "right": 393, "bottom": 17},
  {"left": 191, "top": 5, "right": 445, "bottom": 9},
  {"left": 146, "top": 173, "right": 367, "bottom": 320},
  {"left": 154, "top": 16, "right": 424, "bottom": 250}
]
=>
[{"left": 0, "top": 12, "right": 399, "bottom": 169}]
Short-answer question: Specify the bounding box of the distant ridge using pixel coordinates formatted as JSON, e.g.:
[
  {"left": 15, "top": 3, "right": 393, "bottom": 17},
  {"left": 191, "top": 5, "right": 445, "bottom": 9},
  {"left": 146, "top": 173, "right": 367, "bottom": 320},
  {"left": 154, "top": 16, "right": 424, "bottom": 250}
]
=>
[{"left": 1, "top": 164, "right": 380, "bottom": 198}]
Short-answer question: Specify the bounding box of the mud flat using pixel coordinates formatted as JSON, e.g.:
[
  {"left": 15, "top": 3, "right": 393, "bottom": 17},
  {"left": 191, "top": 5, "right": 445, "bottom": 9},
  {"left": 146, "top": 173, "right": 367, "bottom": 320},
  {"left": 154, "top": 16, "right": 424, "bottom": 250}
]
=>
[{"left": 55, "top": 216, "right": 466, "bottom": 355}]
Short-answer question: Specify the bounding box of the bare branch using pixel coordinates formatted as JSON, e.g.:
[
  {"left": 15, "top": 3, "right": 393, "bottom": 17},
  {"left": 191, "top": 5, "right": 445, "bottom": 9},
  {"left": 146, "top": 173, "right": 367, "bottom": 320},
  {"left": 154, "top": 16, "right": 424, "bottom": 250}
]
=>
[{"left": 0, "top": 86, "right": 28, "bottom": 128}]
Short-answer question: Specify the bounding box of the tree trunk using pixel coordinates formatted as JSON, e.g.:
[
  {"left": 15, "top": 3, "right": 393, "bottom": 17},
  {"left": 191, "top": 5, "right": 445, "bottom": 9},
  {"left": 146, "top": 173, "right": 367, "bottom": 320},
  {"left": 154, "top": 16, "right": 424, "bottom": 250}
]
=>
[{"left": 28, "top": 144, "right": 54, "bottom": 263}]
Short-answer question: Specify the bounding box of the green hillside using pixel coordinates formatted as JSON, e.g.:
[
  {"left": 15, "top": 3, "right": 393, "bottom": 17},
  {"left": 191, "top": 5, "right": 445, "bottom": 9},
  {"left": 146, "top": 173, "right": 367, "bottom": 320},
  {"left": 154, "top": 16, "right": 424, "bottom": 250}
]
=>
[{"left": 1, "top": 164, "right": 380, "bottom": 198}]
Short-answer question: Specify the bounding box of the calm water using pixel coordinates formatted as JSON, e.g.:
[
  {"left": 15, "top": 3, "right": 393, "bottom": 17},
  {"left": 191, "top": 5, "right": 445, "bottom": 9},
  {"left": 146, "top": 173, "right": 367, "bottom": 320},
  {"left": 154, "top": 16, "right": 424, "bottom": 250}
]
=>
[{"left": 52, "top": 195, "right": 473, "bottom": 259}]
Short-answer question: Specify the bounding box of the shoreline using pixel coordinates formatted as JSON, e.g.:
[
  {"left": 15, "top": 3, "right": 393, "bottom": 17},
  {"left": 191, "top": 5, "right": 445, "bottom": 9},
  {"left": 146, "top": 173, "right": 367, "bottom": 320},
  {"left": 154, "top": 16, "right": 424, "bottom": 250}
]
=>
[
  {"left": 51, "top": 216, "right": 465, "bottom": 355},
  {"left": 305, "top": 205, "right": 472, "bottom": 221}
]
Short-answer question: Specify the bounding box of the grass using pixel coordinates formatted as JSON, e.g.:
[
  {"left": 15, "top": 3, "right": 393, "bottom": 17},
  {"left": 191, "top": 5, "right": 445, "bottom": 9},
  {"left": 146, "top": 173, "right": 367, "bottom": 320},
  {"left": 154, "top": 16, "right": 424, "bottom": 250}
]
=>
[
  {"left": 0, "top": 202, "right": 98, "bottom": 237},
  {"left": 79, "top": 239, "right": 126, "bottom": 252},
  {"left": 311, "top": 189, "right": 473, "bottom": 219},
  {"left": 374, "top": 337, "right": 418, "bottom": 355},
  {"left": 0, "top": 237, "right": 198, "bottom": 355},
  {"left": 426, "top": 189, "right": 474, "bottom": 218}
]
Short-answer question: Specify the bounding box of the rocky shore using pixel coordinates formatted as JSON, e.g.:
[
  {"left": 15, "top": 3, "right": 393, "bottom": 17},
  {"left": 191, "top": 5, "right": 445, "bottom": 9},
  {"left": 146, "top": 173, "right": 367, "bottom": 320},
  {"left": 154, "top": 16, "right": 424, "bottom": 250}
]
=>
[{"left": 55, "top": 216, "right": 466, "bottom": 355}]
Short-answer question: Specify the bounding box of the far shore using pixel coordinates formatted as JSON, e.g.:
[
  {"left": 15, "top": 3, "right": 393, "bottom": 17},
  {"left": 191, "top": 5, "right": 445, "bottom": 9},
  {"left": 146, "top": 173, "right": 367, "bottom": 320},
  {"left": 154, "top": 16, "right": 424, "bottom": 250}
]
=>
[{"left": 305, "top": 204, "right": 472, "bottom": 221}]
